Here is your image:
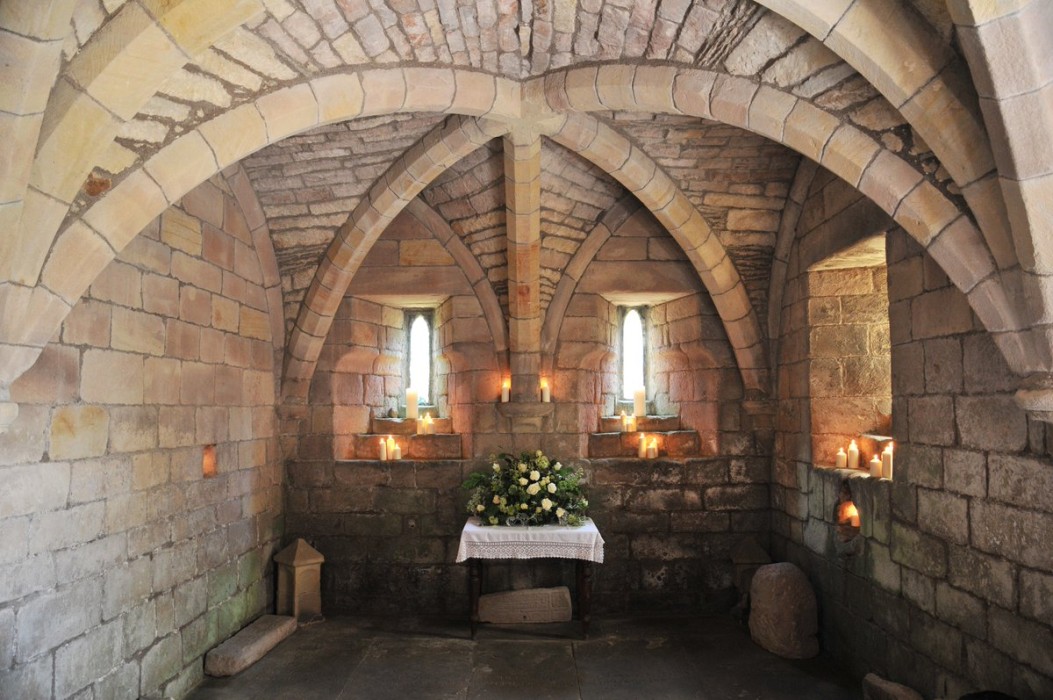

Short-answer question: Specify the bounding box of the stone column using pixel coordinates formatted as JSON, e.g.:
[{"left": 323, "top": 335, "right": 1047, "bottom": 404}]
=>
[{"left": 503, "top": 130, "right": 542, "bottom": 404}]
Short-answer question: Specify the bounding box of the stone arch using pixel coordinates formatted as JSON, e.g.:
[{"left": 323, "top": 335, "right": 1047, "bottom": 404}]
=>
[
  {"left": 753, "top": 0, "right": 1015, "bottom": 272},
  {"left": 529, "top": 64, "right": 1037, "bottom": 374},
  {"left": 0, "top": 68, "right": 522, "bottom": 393},
  {"left": 546, "top": 112, "right": 769, "bottom": 398},
  {"left": 282, "top": 115, "right": 512, "bottom": 402}
]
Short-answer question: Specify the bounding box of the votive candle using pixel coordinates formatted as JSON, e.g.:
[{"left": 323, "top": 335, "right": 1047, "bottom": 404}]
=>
[
  {"left": 633, "top": 388, "right": 646, "bottom": 418},
  {"left": 882, "top": 443, "right": 894, "bottom": 479},
  {"left": 540, "top": 378, "right": 551, "bottom": 403},
  {"left": 406, "top": 389, "right": 418, "bottom": 420},
  {"left": 638, "top": 433, "right": 648, "bottom": 458},
  {"left": 500, "top": 378, "right": 510, "bottom": 403},
  {"left": 392, "top": 442, "right": 402, "bottom": 460},
  {"left": 378, "top": 437, "right": 387, "bottom": 461},
  {"left": 835, "top": 448, "right": 847, "bottom": 469},
  {"left": 847, "top": 440, "right": 860, "bottom": 471},
  {"left": 869, "top": 455, "right": 882, "bottom": 478}
]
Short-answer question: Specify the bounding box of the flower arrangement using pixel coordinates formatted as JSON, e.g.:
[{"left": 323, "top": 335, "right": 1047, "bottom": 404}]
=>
[{"left": 463, "top": 450, "right": 589, "bottom": 526}]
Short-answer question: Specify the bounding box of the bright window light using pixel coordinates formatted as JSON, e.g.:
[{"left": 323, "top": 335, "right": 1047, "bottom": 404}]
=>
[
  {"left": 408, "top": 314, "right": 431, "bottom": 404},
  {"left": 622, "top": 308, "right": 645, "bottom": 400}
]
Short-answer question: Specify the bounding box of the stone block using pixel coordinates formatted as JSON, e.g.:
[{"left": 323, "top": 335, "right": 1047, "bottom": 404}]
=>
[
  {"left": 749, "top": 562, "right": 818, "bottom": 659},
  {"left": 49, "top": 404, "right": 109, "bottom": 460},
  {"left": 141, "top": 633, "right": 182, "bottom": 694},
  {"left": 890, "top": 523, "right": 946, "bottom": 577},
  {"left": 81, "top": 349, "right": 145, "bottom": 404},
  {"left": 478, "top": 586, "right": 572, "bottom": 624},
  {"left": 948, "top": 545, "right": 1015, "bottom": 608},
  {"left": 988, "top": 453, "right": 1053, "bottom": 512},
  {"left": 861, "top": 672, "right": 923, "bottom": 700},
  {"left": 989, "top": 605, "right": 1053, "bottom": 677},
  {"left": 16, "top": 579, "right": 102, "bottom": 662},
  {"left": 972, "top": 499, "right": 1053, "bottom": 570},
  {"left": 54, "top": 619, "right": 122, "bottom": 698},
  {"left": 916, "top": 488, "right": 968, "bottom": 545},
  {"left": 906, "top": 395, "right": 955, "bottom": 446}
]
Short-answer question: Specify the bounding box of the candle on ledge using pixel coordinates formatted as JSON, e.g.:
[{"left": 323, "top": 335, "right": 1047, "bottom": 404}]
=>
[
  {"left": 540, "top": 378, "right": 551, "bottom": 403},
  {"left": 500, "top": 378, "right": 510, "bottom": 403},
  {"left": 628, "top": 415, "right": 636, "bottom": 432},
  {"left": 638, "top": 433, "right": 648, "bottom": 459},
  {"left": 386, "top": 435, "right": 395, "bottom": 460},
  {"left": 869, "top": 455, "right": 882, "bottom": 478},
  {"left": 392, "top": 441, "right": 402, "bottom": 460},
  {"left": 646, "top": 437, "right": 658, "bottom": 459},
  {"left": 881, "top": 443, "right": 894, "bottom": 479},
  {"left": 847, "top": 439, "right": 860, "bottom": 471},
  {"left": 378, "top": 437, "right": 387, "bottom": 461},
  {"left": 633, "top": 387, "right": 646, "bottom": 418},
  {"left": 621, "top": 410, "right": 629, "bottom": 432},
  {"left": 835, "top": 448, "right": 847, "bottom": 469},
  {"left": 845, "top": 502, "right": 861, "bottom": 528},
  {"left": 423, "top": 413, "right": 434, "bottom": 435},
  {"left": 406, "top": 389, "right": 418, "bottom": 420}
]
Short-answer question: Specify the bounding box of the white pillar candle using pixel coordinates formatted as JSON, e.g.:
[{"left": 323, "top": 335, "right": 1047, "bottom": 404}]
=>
[
  {"left": 847, "top": 440, "right": 860, "bottom": 471},
  {"left": 882, "top": 444, "right": 894, "bottom": 479},
  {"left": 500, "top": 378, "right": 510, "bottom": 403},
  {"left": 628, "top": 415, "right": 636, "bottom": 432},
  {"left": 406, "top": 389, "right": 418, "bottom": 420},
  {"left": 869, "top": 455, "right": 882, "bottom": 478},
  {"left": 540, "top": 378, "right": 551, "bottom": 403},
  {"left": 646, "top": 438, "right": 658, "bottom": 459},
  {"left": 378, "top": 437, "right": 387, "bottom": 461},
  {"left": 638, "top": 433, "right": 648, "bottom": 459},
  {"left": 835, "top": 448, "right": 847, "bottom": 469},
  {"left": 423, "top": 413, "right": 434, "bottom": 435},
  {"left": 386, "top": 435, "right": 395, "bottom": 459},
  {"left": 633, "top": 388, "right": 646, "bottom": 418},
  {"left": 392, "top": 442, "right": 402, "bottom": 460},
  {"left": 621, "top": 410, "right": 628, "bottom": 432}
]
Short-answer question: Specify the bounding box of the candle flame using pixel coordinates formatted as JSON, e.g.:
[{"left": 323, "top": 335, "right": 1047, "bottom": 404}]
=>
[
  {"left": 540, "top": 378, "right": 549, "bottom": 389},
  {"left": 502, "top": 378, "right": 511, "bottom": 389},
  {"left": 838, "top": 501, "right": 860, "bottom": 527}
]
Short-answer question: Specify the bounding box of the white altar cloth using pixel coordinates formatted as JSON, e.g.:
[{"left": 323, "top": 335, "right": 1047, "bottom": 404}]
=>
[{"left": 455, "top": 517, "right": 604, "bottom": 563}]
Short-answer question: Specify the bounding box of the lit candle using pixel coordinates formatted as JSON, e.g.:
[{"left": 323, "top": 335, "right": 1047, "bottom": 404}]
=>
[
  {"left": 845, "top": 502, "right": 860, "bottom": 528},
  {"left": 621, "top": 410, "right": 629, "bottom": 432},
  {"left": 869, "top": 455, "right": 882, "bottom": 478},
  {"left": 500, "top": 378, "right": 510, "bottom": 403},
  {"left": 835, "top": 448, "right": 847, "bottom": 469},
  {"left": 378, "top": 437, "right": 387, "bottom": 461},
  {"left": 627, "top": 415, "right": 636, "bottom": 432},
  {"left": 847, "top": 440, "right": 860, "bottom": 471},
  {"left": 392, "top": 442, "right": 402, "bottom": 460},
  {"left": 882, "top": 443, "right": 894, "bottom": 479},
  {"left": 633, "top": 388, "right": 646, "bottom": 418},
  {"left": 406, "top": 389, "right": 418, "bottom": 420},
  {"left": 638, "top": 433, "right": 648, "bottom": 459},
  {"left": 540, "top": 378, "right": 551, "bottom": 403},
  {"left": 386, "top": 435, "right": 395, "bottom": 459},
  {"left": 646, "top": 438, "right": 658, "bottom": 459},
  {"left": 423, "top": 413, "right": 434, "bottom": 435}
]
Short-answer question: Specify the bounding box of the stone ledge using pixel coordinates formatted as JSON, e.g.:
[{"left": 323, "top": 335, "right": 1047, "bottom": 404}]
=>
[
  {"left": 204, "top": 615, "right": 297, "bottom": 677},
  {"left": 597, "top": 415, "right": 681, "bottom": 432},
  {"left": 349, "top": 433, "right": 462, "bottom": 459},
  {"left": 588, "top": 430, "right": 700, "bottom": 458}
]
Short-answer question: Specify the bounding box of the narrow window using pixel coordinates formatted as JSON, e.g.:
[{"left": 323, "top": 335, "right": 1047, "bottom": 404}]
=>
[
  {"left": 407, "top": 312, "right": 432, "bottom": 404},
  {"left": 622, "top": 308, "right": 646, "bottom": 400}
]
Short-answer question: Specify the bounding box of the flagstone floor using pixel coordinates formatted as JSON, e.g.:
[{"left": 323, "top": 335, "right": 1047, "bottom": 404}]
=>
[{"left": 190, "top": 614, "right": 860, "bottom": 699}]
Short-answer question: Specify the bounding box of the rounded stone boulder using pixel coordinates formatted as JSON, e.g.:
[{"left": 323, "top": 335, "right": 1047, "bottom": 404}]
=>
[{"left": 748, "top": 562, "right": 819, "bottom": 659}]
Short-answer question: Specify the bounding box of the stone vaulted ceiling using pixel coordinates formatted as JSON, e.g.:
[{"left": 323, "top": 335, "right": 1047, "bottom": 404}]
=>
[{"left": 3, "top": 0, "right": 1053, "bottom": 425}]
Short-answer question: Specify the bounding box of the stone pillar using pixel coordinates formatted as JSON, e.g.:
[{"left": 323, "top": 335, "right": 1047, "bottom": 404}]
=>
[{"left": 274, "top": 538, "right": 325, "bottom": 623}]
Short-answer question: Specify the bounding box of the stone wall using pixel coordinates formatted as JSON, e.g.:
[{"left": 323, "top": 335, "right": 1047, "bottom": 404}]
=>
[
  {"left": 0, "top": 176, "right": 284, "bottom": 698},
  {"left": 285, "top": 456, "right": 766, "bottom": 616},
  {"left": 772, "top": 226, "right": 1053, "bottom": 698}
]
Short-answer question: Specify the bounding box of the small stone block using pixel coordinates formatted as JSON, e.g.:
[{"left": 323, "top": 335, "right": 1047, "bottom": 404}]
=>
[
  {"left": 371, "top": 417, "right": 418, "bottom": 435},
  {"left": 405, "top": 434, "right": 462, "bottom": 459},
  {"left": 204, "top": 615, "right": 296, "bottom": 677},
  {"left": 861, "top": 673, "right": 924, "bottom": 700},
  {"left": 637, "top": 416, "right": 681, "bottom": 431},
  {"left": 664, "top": 431, "right": 700, "bottom": 457},
  {"left": 588, "top": 432, "right": 624, "bottom": 458},
  {"left": 478, "top": 586, "right": 572, "bottom": 624}
]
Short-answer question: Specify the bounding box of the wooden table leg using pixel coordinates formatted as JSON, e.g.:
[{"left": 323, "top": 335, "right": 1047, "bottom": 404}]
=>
[
  {"left": 469, "top": 559, "right": 481, "bottom": 639},
  {"left": 577, "top": 560, "right": 593, "bottom": 639}
]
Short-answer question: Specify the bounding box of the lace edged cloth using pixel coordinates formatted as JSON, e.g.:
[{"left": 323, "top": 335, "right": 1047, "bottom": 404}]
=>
[{"left": 455, "top": 517, "right": 605, "bottom": 563}]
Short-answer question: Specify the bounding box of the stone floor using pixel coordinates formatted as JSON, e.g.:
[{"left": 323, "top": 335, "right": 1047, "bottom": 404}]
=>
[{"left": 190, "top": 614, "right": 861, "bottom": 699}]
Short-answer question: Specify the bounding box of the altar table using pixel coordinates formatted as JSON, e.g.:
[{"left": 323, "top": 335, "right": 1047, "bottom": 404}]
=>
[{"left": 456, "top": 517, "right": 605, "bottom": 638}]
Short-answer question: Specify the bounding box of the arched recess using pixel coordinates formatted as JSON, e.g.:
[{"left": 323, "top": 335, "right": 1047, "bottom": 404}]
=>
[
  {"left": 753, "top": 0, "right": 1015, "bottom": 273},
  {"left": 542, "top": 195, "right": 643, "bottom": 365},
  {"left": 529, "top": 64, "right": 1042, "bottom": 376},
  {"left": 0, "top": 68, "right": 523, "bottom": 394},
  {"left": 546, "top": 112, "right": 771, "bottom": 399},
  {"left": 401, "top": 198, "right": 509, "bottom": 362},
  {"left": 282, "top": 115, "right": 512, "bottom": 403}
]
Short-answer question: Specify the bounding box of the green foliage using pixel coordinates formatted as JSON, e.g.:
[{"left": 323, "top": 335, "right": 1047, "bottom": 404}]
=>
[{"left": 462, "top": 450, "right": 590, "bottom": 526}]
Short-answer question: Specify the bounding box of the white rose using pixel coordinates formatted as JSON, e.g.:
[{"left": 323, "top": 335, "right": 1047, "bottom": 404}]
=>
[
  {"left": 541, "top": 498, "right": 553, "bottom": 511},
  {"left": 520, "top": 503, "right": 528, "bottom": 510},
  {"left": 530, "top": 470, "right": 540, "bottom": 481},
  {"left": 526, "top": 483, "right": 541, "bottom": 495},
  {"left": 519, "top": 478, "right": 528, "bottom": 486},
  {"left": 547, "top": 482, "right": 557, "bottom": 493},
  {"left": 492, "top": 463, "right": 500, "bottom": 472},
  {"left": 518, "top": 463, "right": 527, "bottom": 472},
  {"left": 492, "top": 495, "right": 501, "bottom": 504},
  {"left": 556, "top": 507, "right": 565, "bottom": 518},
  {"left": 476, "top": 504, "right": 485, "bottom": 512},
  {"left": 554, "top": 462, "right": 562, "bottom": 471}
]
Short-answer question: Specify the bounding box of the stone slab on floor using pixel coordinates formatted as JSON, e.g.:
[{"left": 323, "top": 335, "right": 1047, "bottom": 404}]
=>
[
  {"left": 478, "top": 586, "right": 572, "bottom": 623},
  {"left": 204, "top": 614, "right": 297, "bottom": 677}
]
